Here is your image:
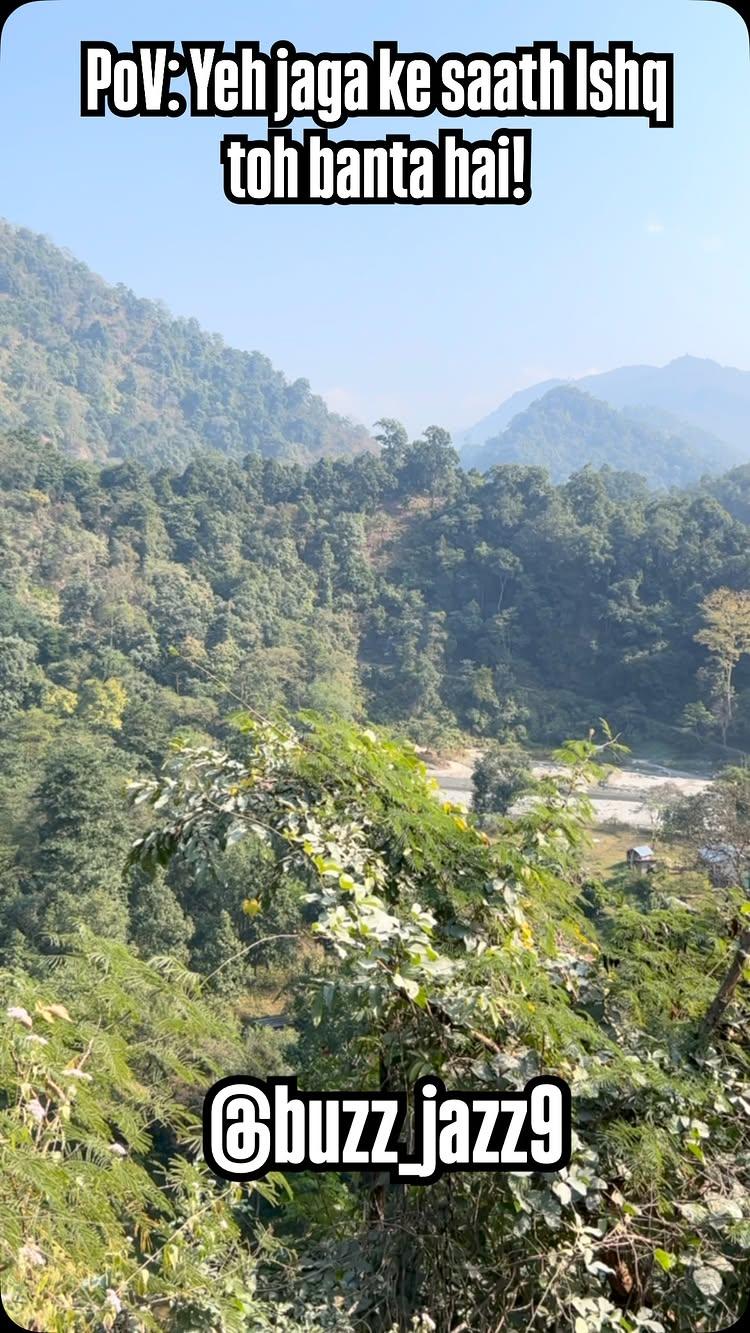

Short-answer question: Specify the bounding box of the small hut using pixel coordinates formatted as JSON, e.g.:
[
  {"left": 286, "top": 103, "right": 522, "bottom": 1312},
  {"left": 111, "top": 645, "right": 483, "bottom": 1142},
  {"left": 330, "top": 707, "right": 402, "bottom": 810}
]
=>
[{"left": 627, "top": 845, "right": 657, "bottom": 873}]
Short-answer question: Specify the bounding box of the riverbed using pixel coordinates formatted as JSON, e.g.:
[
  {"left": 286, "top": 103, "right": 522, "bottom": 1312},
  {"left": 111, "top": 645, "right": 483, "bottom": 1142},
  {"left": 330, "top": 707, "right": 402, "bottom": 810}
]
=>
[{"left": 423, "top": 751, "right": 711, "bottom": 830}]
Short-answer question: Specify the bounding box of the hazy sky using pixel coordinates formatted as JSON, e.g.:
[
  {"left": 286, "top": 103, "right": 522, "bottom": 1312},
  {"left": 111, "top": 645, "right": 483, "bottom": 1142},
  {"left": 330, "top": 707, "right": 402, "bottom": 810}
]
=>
[{"left": 1, "top": 0, "right": 748, "bottom": 434}]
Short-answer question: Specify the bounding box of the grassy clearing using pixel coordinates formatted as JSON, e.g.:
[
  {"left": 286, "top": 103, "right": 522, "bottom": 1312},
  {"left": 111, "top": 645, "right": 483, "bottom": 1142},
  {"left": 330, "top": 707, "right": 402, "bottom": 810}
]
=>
[{"left": 584, "top": 823, "right": 634, "bottom": 876}]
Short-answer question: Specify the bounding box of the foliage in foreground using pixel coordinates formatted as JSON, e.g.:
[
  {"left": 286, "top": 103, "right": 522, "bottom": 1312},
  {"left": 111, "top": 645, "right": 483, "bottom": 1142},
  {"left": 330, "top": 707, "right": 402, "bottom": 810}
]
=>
[
  {"left": 121, "top": 716, "right": 750, "bottom": 1332},
  {"left": 0, "top": 938, "right": 311, "bottom": 1332},
  {"left": 2, "top": 718, "right": 749, "bottom": 1330}
]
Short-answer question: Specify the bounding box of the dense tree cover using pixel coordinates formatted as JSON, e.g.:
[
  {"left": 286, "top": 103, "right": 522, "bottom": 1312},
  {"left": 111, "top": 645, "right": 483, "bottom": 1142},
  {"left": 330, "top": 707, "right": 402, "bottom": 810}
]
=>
[
  {"left": 379, "top": 459, "right": 750, "bottom": 749},
  {"left": 704, "top": 464, "right": 750, "bottom": 527},
  {"left": 2, "top": 422, "right": 750, "bottom": 793},
  {"left": 2, "top": 404, "right": 750, "bottom": 1329},
  {"left": 693, "top": 590, "right": 750, "bottom": 745},
  {"left": 3, "top": 421, "right": 750, "bottom": 974},
  {"left": 458, "top": 387, "right": 737, "bottom": 488},
  {"left": 0, "top": 220, "right": 368, "bottom": 466}
]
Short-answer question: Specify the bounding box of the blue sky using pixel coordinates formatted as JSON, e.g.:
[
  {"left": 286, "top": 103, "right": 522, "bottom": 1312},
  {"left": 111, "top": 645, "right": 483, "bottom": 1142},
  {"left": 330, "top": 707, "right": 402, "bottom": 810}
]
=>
[{"left": 0, "top": 0, "right": 748, "bottom": 434}]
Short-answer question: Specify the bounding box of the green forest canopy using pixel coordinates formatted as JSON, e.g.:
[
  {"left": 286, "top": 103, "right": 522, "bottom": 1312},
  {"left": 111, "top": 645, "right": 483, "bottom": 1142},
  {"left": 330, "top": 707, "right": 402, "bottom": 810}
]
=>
[
  {"left": 2, "top": 423, "right": 750, "bottom": 764},
  {"left": 0, "top": 219, "right": 369, "bottom": 467}
]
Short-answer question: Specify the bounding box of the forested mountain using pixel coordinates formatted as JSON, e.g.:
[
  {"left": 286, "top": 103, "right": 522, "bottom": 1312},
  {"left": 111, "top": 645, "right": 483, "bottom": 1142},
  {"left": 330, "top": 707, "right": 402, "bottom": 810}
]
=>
[
  {"left": 0, "top": 219, "right": 369, "bottom": 466},
  {"left": 457, "top": 376, "right": 566, "bottom": 447},
  {"left": 3, "top": 422, "right": 750, "bottom": 773},
  {"left": 579, "top": 354, "right": 750, "bottom": 450},
  {"left": 459, "top": 355, "right": 750, "bottom": 475},
  {"left": 5, "top": 218, "right": 745, "bottom": 493},
  {"left": 460, "top": 384, "right": 736, "bottom": 486}
]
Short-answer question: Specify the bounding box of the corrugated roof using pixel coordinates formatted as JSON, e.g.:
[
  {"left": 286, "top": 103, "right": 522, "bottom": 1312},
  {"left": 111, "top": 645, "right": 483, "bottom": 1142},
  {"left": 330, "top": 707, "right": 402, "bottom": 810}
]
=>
[{"left": 699, "top": 845, "right": 736, "bottom": 863}]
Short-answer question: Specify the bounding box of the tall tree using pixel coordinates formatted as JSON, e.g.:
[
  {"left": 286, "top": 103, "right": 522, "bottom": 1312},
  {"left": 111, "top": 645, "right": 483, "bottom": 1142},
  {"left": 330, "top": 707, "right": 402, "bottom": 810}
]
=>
[{"left": 695, "top": 587, "right": 750, "bottom": 742}]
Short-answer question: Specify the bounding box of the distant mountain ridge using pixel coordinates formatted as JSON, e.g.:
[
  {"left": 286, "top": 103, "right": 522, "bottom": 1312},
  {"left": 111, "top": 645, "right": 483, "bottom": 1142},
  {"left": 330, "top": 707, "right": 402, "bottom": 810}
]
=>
[
  {"left": 458, "top": 378, "right": 565, "bottom": 448},
  {"left": 577, "top": 357, "right": 750, "bottom": 450},
  {"left": 460, "top": 384, "right": 745, "bottom": 488},
  {"left": 0, "top": 218, "right": 370, "bottom": 467},
  {"left": 458, "top": 356, "right": 750, "bottom": 483}
]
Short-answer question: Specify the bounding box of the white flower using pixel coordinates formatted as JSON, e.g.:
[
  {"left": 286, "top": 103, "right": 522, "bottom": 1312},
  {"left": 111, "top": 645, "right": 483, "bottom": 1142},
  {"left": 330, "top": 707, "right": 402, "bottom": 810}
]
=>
[
  {"left": 109, "top": 1142, "right": 127, "bottom": 1156},
  {"left": 7, "top": 1005, "right": 32, "bottom": 1028},
  {"left": 105, "top": 1289, "right": 122, "bottom": 1313},
  {"left": 63, "top": 1067, "right": 93, "bottom": 1081},
  {"left": 25, "top": 1098, "right": 46, "bottom": 1124},
  {"left": 26, "top": 1034, "right": 48, "bottom": 1046}
]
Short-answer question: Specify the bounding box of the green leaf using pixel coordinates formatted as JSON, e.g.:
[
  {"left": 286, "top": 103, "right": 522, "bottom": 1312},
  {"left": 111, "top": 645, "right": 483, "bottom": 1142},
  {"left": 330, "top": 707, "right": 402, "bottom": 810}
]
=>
[
  {"left": 653, "top": 1248, "right": 676, "bottom": 1272},
  {"left": 266, "top": 1170, "right": 293, "bottom": 1199}
]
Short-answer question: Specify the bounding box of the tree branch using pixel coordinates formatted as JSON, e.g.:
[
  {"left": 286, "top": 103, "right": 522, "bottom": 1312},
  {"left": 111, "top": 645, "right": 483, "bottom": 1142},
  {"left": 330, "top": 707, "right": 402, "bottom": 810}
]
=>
[{"left": 697, "top": 927, "right": 750, "bottom": 1045}]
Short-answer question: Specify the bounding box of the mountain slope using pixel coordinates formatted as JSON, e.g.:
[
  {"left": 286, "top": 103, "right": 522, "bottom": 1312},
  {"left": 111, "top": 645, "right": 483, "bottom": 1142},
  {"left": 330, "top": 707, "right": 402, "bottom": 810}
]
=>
[
  {"left": 460, "top": 356, "right": 749, "bottom": 470},
  {"left": 456, "top": 378, "right": 564, "bottom": 449},
  {"left": 461, "top": 385, "right": 733, "bottom": 487},
  {"left": 0, "top": 219, "right": 369, "bottom": 467}
]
